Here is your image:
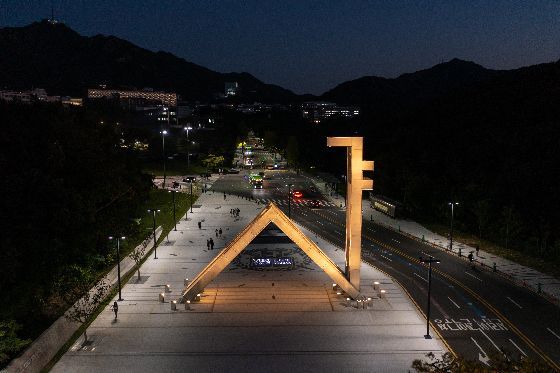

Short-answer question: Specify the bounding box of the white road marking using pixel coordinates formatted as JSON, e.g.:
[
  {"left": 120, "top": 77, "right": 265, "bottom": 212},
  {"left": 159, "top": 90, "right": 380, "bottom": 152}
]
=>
[
  {"left": 380, "top": 254, "right": 393, "bottom": 262},
  {"left": 547, "top": 327, "right": 560, "bottom": 340},
  {"left": 509, "top": 339, "right": 527, "bottom": 356},
  {"left": 506, "top": 296, "right": 523, "bottom": 309},
  {"left": 471, "top": 337, "right": 490, "bottom": 366},
  {"left": 447, "top": 297, "right": 461, "bottom": 309},
  {"left": 413, "top": 272, "right": 428, "bottom": 283},
  {"left": 465, "top": 271, "right": 483, "bottom": 282},
  {"left": 480, "top": 329, "right": 502, "bottom": 352}
]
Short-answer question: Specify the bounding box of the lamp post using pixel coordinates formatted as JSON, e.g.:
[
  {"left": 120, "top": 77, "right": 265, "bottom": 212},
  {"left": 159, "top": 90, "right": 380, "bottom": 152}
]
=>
[
  {"left": 109, "top": 235, "right": 125, "bottom": 301},
  {"left": 448, "top": 202, "right": 459, "bottom": 254},
  {"left": 419, "top": 255, "right": 440, "bottom": 339},
  {"left": 161, "top": 130, "right": 168, "bottom": 189},
  {"left": 148, "top": 209, "right": 160, "bottom": 259},
  {"left": 287, "top": 184, "right": 294, "bottom": 218},
  {"left": 169, "top": 190, "right": 177, "bottom": 231},
  {"left": 184, "top": 126, "right": 193, "bottom": 169},
  {"left": 184, "top": 176, "right": 195, "bottom": 213}
]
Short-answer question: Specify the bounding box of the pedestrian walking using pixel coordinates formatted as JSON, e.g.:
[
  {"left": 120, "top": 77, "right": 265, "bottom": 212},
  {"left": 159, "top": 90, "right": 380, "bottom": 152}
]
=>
[
  {"left": 224, "top": 193, "right": 227, "bottom": 200},
  {"left": 476, "top": 245, "right": 480, "bottom": 257},
  {"left": 198, "top": 221, "right": 202, "bottom": 229},
  {"left": 111, "top": 301, "right": 118, "bottom": 319},
  {"left": 215, "top": 229, "right": 218, "bottom": 237},
  {"left": 206, "top": 239, "right": 210, "bottom": 250},
  {"left": 210, "top": 238, "right": 214, "bottom": 250},
  {"left": 219, "top": 228, "right": 222, "bottom": 237}
]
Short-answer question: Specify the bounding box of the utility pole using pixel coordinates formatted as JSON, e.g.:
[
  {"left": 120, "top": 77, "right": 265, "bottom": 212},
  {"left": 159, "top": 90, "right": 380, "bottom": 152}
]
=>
[
  {"left": 419, "top": 255, "right": 440, "bottom": 339},
  {"left": 287, "top": 184, "right": 294, "bottom": 218},
  {"left": 448, "top": 202, "right": 459, "bottom": 253}
]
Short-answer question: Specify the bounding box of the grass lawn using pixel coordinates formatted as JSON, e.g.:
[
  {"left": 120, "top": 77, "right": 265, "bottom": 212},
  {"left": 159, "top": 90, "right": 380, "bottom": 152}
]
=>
[{"left": 423, "top": 221, "right": 560, "bottom": 280}]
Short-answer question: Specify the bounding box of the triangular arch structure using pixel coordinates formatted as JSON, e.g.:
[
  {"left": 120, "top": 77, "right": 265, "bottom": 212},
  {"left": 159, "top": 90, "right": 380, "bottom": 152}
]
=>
[{"left": 181, "top": 203, "right": 359, "bottom": 301}]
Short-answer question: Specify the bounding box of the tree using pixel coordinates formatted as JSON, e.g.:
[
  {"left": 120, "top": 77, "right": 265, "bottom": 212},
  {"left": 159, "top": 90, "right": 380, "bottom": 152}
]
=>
[
  {"left": 472, "top": 200, "right": 491, "bottom": 240},
  {"left": 201, "top": 154, "right": 225, "bottom": 170},
  {"left": 0, "top": 320, "right": 31, "bottom": 366},
  {"left": 412, "top": 351, "right": 549, "bottom": 372},
  {"left": 129, "top": 238, "right": 149, "bottom": 281},
  {"left": 285, "top": 136, "right": 299, "bottom": 167},
  {"left": 64, "top": 276, "right": 110, "bottom": 343}
]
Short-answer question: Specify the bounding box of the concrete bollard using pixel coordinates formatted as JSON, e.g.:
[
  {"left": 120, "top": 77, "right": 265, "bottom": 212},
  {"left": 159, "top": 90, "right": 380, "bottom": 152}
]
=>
[
  {"left": 195, "top": 293, "right": 201, "bottom": 301},
  {"left": 367, "top": 297, "right": 372, "bottom": 309},
  {"left": 357, "top": 299, "right": 362, "bottom": 309},
  {"left": 332, "top": 283, "right": 338, "bottom": 291},
  {"left": 346, "top": 297, "right": 351, "bottom": 307},
  {"left": 373, "top": 281, "right": 380, "bottom": 291},
  {"left": 184, "top": 278, "right": 189, "bottom": 286},
  {"left": 185, "top": 300, "right": 191, "bottom": 310},
  {"left": 165, "top": 284, "right": 171, "bottom": 293},
  {"left": 380, "top": 290, "right": 387, "bottom": 299},
  {"left": 171, "top": 300, "right": 177, "bottom": 310},
  {"left": 159, "top": 293, "right": 165, "bottom": 302}
]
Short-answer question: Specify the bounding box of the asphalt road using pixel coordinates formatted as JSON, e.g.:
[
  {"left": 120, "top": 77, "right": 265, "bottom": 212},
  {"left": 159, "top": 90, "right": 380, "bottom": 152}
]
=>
[{"left": 211, "top": 170, "right": 560, "bottom": 370}]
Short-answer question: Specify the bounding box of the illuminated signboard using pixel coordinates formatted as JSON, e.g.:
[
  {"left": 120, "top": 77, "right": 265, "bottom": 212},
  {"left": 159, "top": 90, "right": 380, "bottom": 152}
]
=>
[{"left": 251, "top": 257, "right": 293, "bottom": 268}]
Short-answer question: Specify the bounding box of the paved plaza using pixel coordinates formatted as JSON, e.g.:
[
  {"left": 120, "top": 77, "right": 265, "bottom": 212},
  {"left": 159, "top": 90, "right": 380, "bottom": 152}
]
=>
[{"left": 52, "top": 178, "right": 445, "bottom": 372}]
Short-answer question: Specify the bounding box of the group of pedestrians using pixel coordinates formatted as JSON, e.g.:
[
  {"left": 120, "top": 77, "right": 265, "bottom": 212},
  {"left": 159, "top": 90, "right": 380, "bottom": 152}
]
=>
[
  {"left": 206, "top": 238, "right": 215, "bottom": 250},
  {"left": 215, "top": 228, "right": 223, "bottom": 237},
  {"left": 230, "top": 208, "right": 240, "bottom": 217}
]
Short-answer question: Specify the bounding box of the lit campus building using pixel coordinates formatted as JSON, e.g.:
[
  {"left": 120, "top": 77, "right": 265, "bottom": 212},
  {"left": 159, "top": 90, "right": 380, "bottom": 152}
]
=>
[
  {"left": 87, "top": 88, "right": 178, "bottom": 107},
  {"left": 0, "top": 88, "right": 82, "bottom": 106},
  {"left": 301, "top": 101, "right": 360, "bottom": 123}
]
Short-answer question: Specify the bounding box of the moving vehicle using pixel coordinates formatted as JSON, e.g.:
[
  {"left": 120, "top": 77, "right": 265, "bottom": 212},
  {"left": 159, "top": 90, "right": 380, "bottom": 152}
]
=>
[
  {"left": 292, "top": 190, "right": 303, "bottom": 198},
  {"left": 249, "top": 174, "right": 264, "bottom": 189}
]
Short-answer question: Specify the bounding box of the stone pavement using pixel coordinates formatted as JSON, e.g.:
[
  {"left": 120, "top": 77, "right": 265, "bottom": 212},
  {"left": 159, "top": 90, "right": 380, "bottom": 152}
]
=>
[
  {"left": 306, "top": 174, "right": 560, "bottom": 303},
  {"left": 52, "top": 175, "right": 446, "bottom": 373}
]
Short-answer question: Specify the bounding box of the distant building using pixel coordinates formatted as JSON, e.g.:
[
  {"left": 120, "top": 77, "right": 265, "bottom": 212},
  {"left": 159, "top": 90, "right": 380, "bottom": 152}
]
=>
[
  {"left": 0, "top": 88, "right": 81, "bottom": 106},
  {"left": 87, "top": 88, "right": 178, "bottom": 107},
  {"left": 301, "top": 101, "right": 360, "bottom": 123},
  {"left": 225, "top": 82, "right": 239, "bottom": 96}
]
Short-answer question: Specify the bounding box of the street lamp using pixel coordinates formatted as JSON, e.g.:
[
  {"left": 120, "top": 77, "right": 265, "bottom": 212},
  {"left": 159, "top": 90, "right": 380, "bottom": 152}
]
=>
[
  {"left": 287, "top": 184, "right": 294, "bottom": 218},
  {"left": 169, "top": 190, "right": 177, "bottom": 231},
  {"left": 183, "top": 126, "right": 193, "bottom": 169},
  {"left": 148, "top": 209, "right": 161, "bottom": 259},
  {"left": 419, "top": 255, "right": 440, "bottom": 339},
  {"left": 161, "top": 130, "right": 168, "bottom": 189},
  {"left": 184, "top": 176, "right": 195, "bottom": 213},
  {"left": 108, "top": 235, "right": 125, "bottom": 301},
  {"left": 448, "top": 202, "right": 459, "bottom": 254}
]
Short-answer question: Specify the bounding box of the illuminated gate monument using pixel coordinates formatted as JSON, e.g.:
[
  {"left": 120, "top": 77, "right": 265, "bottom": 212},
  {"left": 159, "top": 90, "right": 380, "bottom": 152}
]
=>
[
  {"left": 181, "top": 137, "right": 372, "bottom": 301},
  {"left": 327, "top": 137, "right": 374, "bottom": 290}
]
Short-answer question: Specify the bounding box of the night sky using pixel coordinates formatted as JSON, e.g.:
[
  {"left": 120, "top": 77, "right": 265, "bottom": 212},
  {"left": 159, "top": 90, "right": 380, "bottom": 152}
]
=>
[{"left": 2, "top": 0, "right": 559, "bottom": 94}]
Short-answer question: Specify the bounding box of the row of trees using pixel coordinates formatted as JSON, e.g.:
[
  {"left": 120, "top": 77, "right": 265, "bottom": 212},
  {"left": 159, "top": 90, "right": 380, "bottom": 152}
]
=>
[{"left": 0, "top": 101, "right": 153, "bottom": 365}]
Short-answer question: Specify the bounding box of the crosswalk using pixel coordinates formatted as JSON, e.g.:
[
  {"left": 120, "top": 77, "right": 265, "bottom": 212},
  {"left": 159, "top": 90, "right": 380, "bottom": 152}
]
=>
[{"left": 255, "top": 198, "right": 337, "bottom": 207}]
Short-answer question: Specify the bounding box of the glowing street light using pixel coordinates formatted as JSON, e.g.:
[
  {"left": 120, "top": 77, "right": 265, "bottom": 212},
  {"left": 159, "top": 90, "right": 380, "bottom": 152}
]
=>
[
  {"left": 161, "top": 130, "right": 168, "bottom": 188},
  {"left": 109, "top": 235, "right": 126, "bottom": 301},
  {"left": 448, "top": 202, "right": 459, "bottom": 254},
  {"left": 183, "top": 126, "right": 193, "bottom": 169},
  {"left": 148, "top": 209, "right": 161, "bottom": 259},
  {"left": 169, "top": 190, "right": 177, "bottom": 231},
  {"left": 419, "top": 255, "right": 440, "bottom": 339}
]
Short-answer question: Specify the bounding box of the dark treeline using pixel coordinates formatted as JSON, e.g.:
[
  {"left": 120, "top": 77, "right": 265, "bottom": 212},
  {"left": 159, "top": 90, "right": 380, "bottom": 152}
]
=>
[{"left": 0, "top": 102, "right": 151, "bottom": 351}]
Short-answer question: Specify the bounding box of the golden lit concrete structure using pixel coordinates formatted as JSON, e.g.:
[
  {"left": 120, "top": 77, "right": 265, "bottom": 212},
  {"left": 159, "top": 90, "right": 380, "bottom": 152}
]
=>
[
  {"left": 181, "top": 203, "right": 359, "bottom": 302},
  {"left": 327, "top": 137, "right": 374, "bottom": 290}
]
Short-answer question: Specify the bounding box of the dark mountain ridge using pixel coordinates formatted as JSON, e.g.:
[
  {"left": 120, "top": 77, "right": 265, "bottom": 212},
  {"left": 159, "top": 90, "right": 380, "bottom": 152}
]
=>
[{"left": 0, "top": 20, "right": 298, "bottom": 103}]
